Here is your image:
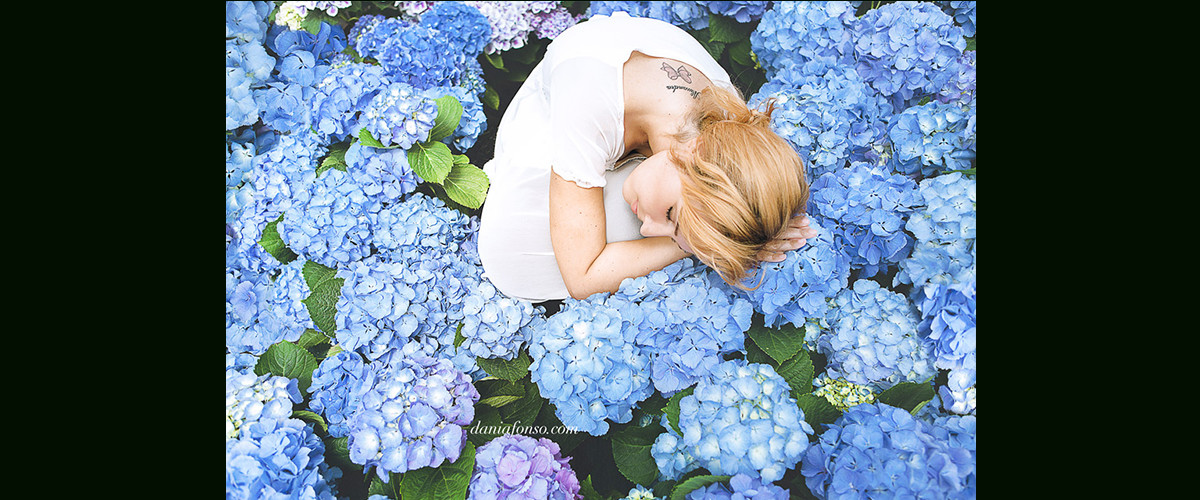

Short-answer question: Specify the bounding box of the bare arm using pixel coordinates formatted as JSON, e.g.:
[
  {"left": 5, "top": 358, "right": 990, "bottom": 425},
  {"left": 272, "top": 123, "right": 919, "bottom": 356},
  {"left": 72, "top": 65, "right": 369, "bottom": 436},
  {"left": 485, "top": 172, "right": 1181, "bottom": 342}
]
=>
[{"left": 549, "top": 170, "right": 690, "bottom": 299}]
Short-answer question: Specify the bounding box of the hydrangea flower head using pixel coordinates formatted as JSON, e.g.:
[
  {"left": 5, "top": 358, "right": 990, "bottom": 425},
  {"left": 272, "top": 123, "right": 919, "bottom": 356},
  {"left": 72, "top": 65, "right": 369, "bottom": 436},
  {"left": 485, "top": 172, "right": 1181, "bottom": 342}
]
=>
[
  {"left": 895, "top": 172, "right": 976, "bottom": 288},
  {"left": 656, "top": 359, "right": 814, "bottom": 483},
  {"left": 278, "top": 168, "right": 378, "bottom": 268},
  {"left": 704, "top": 1, "right": 771, "bottom": 23},
  {"left": 226, "top": 259, "right": 312, "bottom": 356},
  {"left": 419, "top": 1, "right": 493, "bottom": 57},
  {"left": 820, "top": 280, "right": 936, "bottom": 391},
  {"left": 750, "top": 1, "right": 857, "bottom": 77},
  {"left": 307, "top": 350, "right": 374, "bottom": 438},
  {"left": 808, "top": 162, "right": 921, "bottom": 278},
  {"left": 620, "top": 485, "right": 660, "bottom": 500},
  {"left": 359, "top": 82, "right": 439, "bottom": 149},
  {"left": 685, "top": 473, "right": 789, "bottom": 500},
  {"left": 588, "top": 2, "right": 710, "bottom": 31},
  {"left": 226, "top": 369, "right": 301, "bottom": 440},
  {"left": 469, "top": 434, "right": 581, "bottom": 500},
  {"left": 226, "top": 417, "right": 342, "bottom": 499},
  {"left": 347, "top": 354, "right": 479, "bottom": 480},
  {"left": 851, "top": 1, "right": 968, "bottom": 109},
  {"left": 888, "top": 100, "right": 976, "bottom": 178},
  {"left": 916, "top": 280, "right": 975, "bottom": 373},
  {"left": 275, "top": 1, "right": 353, "bottom": 31},
  {"left": 226, "top": 1, "right": 273, "bottom": 44},
  {"left": 310, "top": 62, "right": 391, "bottom": 144},
  {"left": 812, "top": 373, "right": 877, "bottom": 412},
  {"left": 941, "top": 0, "right": 977, "bottom": 37},
  {"left": 800, "top": 403, "right": 974, "bottom": 499},
  {"left": 939, "top": 367, "right": 976, "bottom": 415}
]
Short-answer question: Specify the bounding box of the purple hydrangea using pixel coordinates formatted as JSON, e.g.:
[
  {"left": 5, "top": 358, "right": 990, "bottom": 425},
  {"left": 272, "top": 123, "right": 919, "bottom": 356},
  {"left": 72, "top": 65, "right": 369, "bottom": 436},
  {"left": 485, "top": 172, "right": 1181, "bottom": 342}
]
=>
[
  {"left": 347, "top": 354, "right": 479, "bottom": 480},
  {"left": 469, "top": 434, "right": 581, "bottom": 500}
]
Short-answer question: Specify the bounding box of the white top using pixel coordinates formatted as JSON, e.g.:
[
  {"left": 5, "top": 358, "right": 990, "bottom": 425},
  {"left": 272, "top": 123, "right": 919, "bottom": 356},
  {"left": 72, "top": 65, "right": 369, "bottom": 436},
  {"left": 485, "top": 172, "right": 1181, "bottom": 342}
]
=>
[{"left": 477, "top": 12, "right": 734, "bottom": 302}]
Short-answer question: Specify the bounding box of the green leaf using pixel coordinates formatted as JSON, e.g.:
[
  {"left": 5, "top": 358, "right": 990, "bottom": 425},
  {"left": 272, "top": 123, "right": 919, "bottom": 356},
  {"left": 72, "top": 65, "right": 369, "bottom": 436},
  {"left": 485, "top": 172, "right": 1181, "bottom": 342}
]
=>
[
  {"left": 407, "top": 140, "right": 454, "bottom": 184},
  {"left": 579, "top": 475, "right": 604, "bottom": 500},
  {"left": 728, "top": 38, "right": 753, "bottom": 67},
  {"left": 324, "top": 437, "right": 354, "bottom": 469},
  {"left": 400, "top": 440, "right": 475, "bottom": 500},
  {"left": 317, "top": 144, "right": 348, "bottom": 175},
  {"left": 429, "top": 95, "right": 464, "bottom": 142},
  {"left": 775, "top": 349, "right": 815, "bottom": 400},
  {"left": 301, "top": 260, "right": 344, "bottom": 335},
  {"left": 671, "top": 475, "right": 732, "bottom": 500},
  {"left": 498, "top": 380, "right": 543, "bottom": 426},
  {"left": 258, "top": 215, "right": 298, "bottom": 264},
  {"left": 292, "top": 410, "right": 328, "bottom": 434},
  {"left": 534, "top": 401, "right": 587, "bottom": 454},
  {"left": 794, "top": 394, "right": 842, "bottom": 434},
  {"left": 876, "top": 380, "right": 936, "bottom": 414},
  {"left": 746, "top": 315, "right": 805, "bottom": 365},
  {"left": 483, "top": 51, "right": 505, "bottom": 71},
  {"left": 255, "top": 341, "right": 318, "bottom": 393},
  {"left": 663, "top": 386, "right": 695, "bottom": 436},
  {"left": 743, "top": 334, "right": 775, "bottom": 366},
  {"left": 467, "top": 404, "right": 503, "bottom": 447},
  {"left": 369, "top": 472, "right": 403, "bottom": 499},
  {"left": 357, "top": 127, "right": 395, "bottom": 149},
  {"left": 707, "top": 13, "right": 749, "bottom": 43},
  {"left": 479, "top": 395, "right": 524, "bottom": 408},
  {"left": 443, "top": 161, "right": 490, "bottom": 209},
  {"left": 611, "top": 423, "right": 664, "bottom": 486},
  {"left": 296, "top": 328, "right": 331, "bottom": 349},
  {"left": 483, "top": 85, "right": 500, "bottom": 110},
  {"left": 453, "top": 323, "right": 465, "bottom": 348},
  {"left": 965, "top": 37, "right": 976, "bottom": 51},
  {"left": 475, "top": 350, "right": 532, "bottom": 382}
]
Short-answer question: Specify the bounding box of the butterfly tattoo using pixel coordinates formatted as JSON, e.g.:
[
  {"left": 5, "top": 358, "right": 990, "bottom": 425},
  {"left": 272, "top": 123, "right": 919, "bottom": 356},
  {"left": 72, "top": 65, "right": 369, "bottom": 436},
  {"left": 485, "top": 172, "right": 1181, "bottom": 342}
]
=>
[{"left": 660, "top": 62, "right": 693, "bottom": 84}]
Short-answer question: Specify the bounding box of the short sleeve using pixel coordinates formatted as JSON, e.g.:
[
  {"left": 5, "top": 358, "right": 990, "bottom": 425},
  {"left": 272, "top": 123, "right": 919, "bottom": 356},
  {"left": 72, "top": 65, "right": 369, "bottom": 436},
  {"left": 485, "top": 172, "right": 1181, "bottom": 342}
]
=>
[{"left": 547, "top": 57, "right": 624, "bottom": 189}]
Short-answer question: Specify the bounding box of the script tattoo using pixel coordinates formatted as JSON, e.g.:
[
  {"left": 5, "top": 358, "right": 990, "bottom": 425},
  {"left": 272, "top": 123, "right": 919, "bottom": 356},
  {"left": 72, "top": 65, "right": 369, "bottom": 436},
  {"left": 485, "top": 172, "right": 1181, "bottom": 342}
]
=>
[
  {"left": 660, "top": 62, "right": 693, "bottom": 84},
  {"left": 666, "top": 85, "right": 700, "bottom": 99}
]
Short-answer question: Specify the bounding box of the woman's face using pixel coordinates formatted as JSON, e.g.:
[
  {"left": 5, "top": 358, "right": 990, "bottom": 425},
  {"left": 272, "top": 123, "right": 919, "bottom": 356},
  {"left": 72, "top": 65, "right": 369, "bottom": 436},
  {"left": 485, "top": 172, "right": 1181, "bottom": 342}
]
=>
[{"left": 621, "top": 149, "right": 694, "bottom": 253}]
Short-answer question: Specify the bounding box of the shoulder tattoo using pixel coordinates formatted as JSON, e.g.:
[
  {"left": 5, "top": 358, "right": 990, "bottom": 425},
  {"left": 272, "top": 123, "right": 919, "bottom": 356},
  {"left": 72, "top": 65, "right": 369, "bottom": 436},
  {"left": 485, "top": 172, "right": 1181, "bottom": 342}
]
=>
[
  {"left": 666, "top": 85, "right": 700, "bottom": 99},
  {"left": 660, "top": 62, "right": 693, "bottom": 84}
]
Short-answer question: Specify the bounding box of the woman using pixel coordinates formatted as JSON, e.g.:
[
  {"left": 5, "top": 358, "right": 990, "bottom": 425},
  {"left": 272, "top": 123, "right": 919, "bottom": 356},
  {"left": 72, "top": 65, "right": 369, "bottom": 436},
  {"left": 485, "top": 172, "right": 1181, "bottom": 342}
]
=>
[{"left": 479, "top": 12, "right": 816, "bottom": 302}]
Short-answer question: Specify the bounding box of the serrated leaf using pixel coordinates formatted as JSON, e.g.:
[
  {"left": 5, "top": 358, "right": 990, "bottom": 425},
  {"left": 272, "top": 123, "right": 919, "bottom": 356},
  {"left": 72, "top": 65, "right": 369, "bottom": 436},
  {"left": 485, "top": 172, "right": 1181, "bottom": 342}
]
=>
[
  {"left": 325, "top": 437, "right": 354, "bottom": 469},
  {"left": 358, "top": 127, "right": 394, "bottom": 149},
  {"left": 296, "top": 328, "right": 331, "bottom": 349},
  {"left": 258, "top": 215, "right": 298, "bottom": 264},
  {"left": 743, "top": 333, "right": 774, "bottom": 366},
  {"left": 317, "top": 144, "right": 348, "bottom": 175},
  {"left": 429, "top": 95, "right": 464, "bottom": 142},
  {"left": 708, "top": 13, "right": 749, "bottom": 43},
  {"left": 579, "top": 475, "right": 604, "bottom": 500},
  {"left": 775, "top": 350, "right": 815, "bottom": 400},
  {"left": 483, "top": 85, "right": 500, "bottom": 110},
  {"left": 255, "top": 341, "right": 318, "bottom": 393},
  {"left": 292, "top": 410, "right": 328, "bottom": 434},
  {"left": 301, "top": 260, "right": 344, "bottom": 335},
  {"left": 746, "top": 316, "right": 805, "bottom": 366},
  {"left": 876, "top": 380, "right": 935, "bottom": 414},
  {"left": 407, "top": 140, "right": 454, "bottom": 184},
  {"left": 475, "top": 350, "right": 531, "bottom": 382},
  {"left": 443, "top": 161, "right": 490, "bottom": 209},
  {"left": 479, "top": 395, "right": 524, "bottom": 408},
  {"left": 369, "top": 472, "right": 403, "bottom": 499},
  {"left": 670, "top": 475, "right": 732, "bottom": 500},
  {"left": 611, "top": 424, "right": 663, "bottom": 486},
  {"left": 498, "top": 380, "right": 542, "bottom": 426},
  {"left": 400, "top": 440, "right": 475, "bottom": 500},
  {"left": 794, "top": 394, "right": 842, "bottom": 435},
  {"left": 663, "top": 386, "right": 695, "bottom": 436}
]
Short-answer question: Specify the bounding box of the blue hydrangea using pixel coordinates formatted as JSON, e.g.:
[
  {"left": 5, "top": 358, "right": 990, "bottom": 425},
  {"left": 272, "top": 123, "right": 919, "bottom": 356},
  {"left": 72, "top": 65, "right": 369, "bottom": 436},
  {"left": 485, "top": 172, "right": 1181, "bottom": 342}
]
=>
[
  {"left": 751, "top": 56, "right": 893, "bottom": 180},
  {"left": 588, "top": 2, "right": 711, "bottom": 31},
  {"left": 650, "top": 423, "right": 699, "bottom": 482},
  {"left": 655, "top": 359, "right": 814, "bottom": 482},
  {"left": 310, "top": 62, "right": 391, "bottom": 145},
  {"left": 940, "top": 1, "right": 977, "bottom": 37},
  {"left": 888, "top": 100, "right": 976, "bottom": 178},
  {"left": 939, "top": 367, "right": 976, "bottom": 415},
  {"left": 226, "top": 1, "right": 273, "bottom": 44},
  {"left": 354, "top": 12, "right": 485, "bottom": 91},
  {"left": 459, "top": 279, "right": 544, "bottom": 360},
  {"left": 936, "top": 49, "right": 976, "bottom": 105},
  {"left": 275, "top": 1, "right": 353, "bottom": 31},
  {"left": 343, "top": 142, "right": 419, "bottom": 203},
  {"left": 615, "top": 259, "right": 754, "bottom": 394},
  {"left": 820, "top": 280, "right": 936, "bottom": 391},
  {"left": 686, "top": 473, "right": 789, "bottom": 500},
  {"left": 227, "top": 351, "right": 260, "bottom": 373},
  {"left": 750, "top": 2, "right": 858, "bottom": 77},
  {"left": 800, "top": 403, "right": 974, "bottom": 499},
  {"left": 269, "top": 13, "right": 349, "bottom": 63},
  {"left": 419, "top": 1, "right": 494, "bottom": 57},
  {"left": 808, "top": 163, "right": 921, "bottom": 278},
  {"left": 916, "top": 280, "right": 975, "bottom": 374},
  {"left": 851, "top": 1, "right": 968, "bottom": 110},
  {"left": 359, "top": 82, "right": 440, "bottom": 149},
  {"left": 226, "top": 417, "right": 342, "bottom": 499},
  {"left": 895, "top": 172, "right": 976, "bottom": 288},
  {"left": 278, "top": 168, "right": 377, "bottom": 268},
  {"left": 703, "top": 1, "right": 771, "bottom": 23},
  {"left": 227, "top": 131, "right": 256, "bottom": 188},
  {"left": 308, "top": 350, "right": 374, "bottom": 438},
  {"left": 226, "top": 229, "right": 281, "bottom": 281},
  {"left": 226, "top": 259, "right": 313, "bottom": 356},
  {"left": 469, "top": 434, "right": 581, "bottom": 500},
  {"left": 227, "top": 38, "right": 276, "bottom": 86},
  {"left": 528, "top": 298, "right": 654, "bottom": 436},
  {"left": 226, "top": 369, "right": 302, "bottom": 440},
  {"left": 227, "top": 66, "right": 260, "bottom": 130},
  {"left": 347, "top": 354, "right": 479, "bottom": 480},
  {"left": 255, "top": 81, "right": 315, "bottom": 134},
  {"left": 720, "top": 217, "right": 849, "bottom": 329}
]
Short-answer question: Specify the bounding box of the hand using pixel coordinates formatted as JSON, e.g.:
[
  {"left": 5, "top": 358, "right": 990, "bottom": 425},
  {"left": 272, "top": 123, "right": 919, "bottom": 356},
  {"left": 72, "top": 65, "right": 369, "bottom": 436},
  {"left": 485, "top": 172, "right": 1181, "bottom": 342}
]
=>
[{"left": 757, "top": 214, "right": 819, "bottom": 263}]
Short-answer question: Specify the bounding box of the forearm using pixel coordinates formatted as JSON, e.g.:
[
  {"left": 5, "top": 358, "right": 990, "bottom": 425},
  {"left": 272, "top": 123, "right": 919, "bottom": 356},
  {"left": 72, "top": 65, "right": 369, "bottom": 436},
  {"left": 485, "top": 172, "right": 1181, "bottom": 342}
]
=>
[{"left": 562, "top": 237, "right": 689, "bottom": 299}]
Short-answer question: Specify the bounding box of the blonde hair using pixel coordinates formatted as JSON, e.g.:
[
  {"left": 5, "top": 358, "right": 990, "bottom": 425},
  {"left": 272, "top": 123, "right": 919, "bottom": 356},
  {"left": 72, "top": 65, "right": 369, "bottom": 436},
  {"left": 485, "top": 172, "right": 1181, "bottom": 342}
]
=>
[{"left": 669, "top": 85, "right": 809, "bottom": 290}]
